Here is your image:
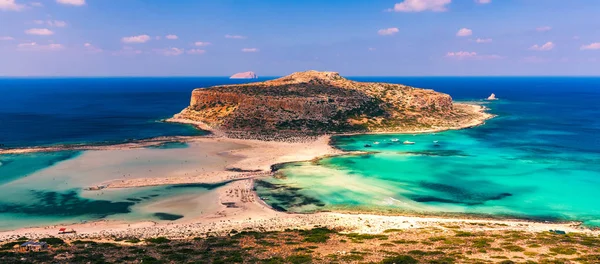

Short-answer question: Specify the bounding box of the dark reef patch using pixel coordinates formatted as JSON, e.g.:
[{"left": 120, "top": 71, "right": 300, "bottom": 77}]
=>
[
  {"left": 153, "top": 212, "right": 184, "bottom": 221},
  {"left": 411, "top": 181, "right": 513, "bottom": 206},
  {"left": 0, "top": 189, "right": 133, "bottom": 217},
  {"left": 255, "top": 180, "right": 326, "bottom": 212},
  {"left": 145, "top": 141, "right": 188, "bottom": 149},
  {"left": 226, "top": 167, "right": 262, "bottom": 173}
]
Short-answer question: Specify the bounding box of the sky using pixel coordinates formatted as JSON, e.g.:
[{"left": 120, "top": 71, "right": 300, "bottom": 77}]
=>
[{"left": 1, "top": 0, "right": 600, "bottom": 76}]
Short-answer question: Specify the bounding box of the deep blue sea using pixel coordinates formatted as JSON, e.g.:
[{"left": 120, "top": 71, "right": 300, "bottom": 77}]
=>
[
  {"left": 2, "top": 77, "right": 600, "bottom": 229},
  {"left": 0, "top": 78, "right": 272, "bottom": 148}
]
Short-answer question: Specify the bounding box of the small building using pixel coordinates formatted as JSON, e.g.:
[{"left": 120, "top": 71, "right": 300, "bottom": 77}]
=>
[{"left": 18, "top": 241, "right": 49, "bottom": 252}]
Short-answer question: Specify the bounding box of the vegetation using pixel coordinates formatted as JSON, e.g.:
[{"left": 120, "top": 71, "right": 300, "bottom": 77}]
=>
[
  {"left": 176, "top": 71, "right": 481, "bottom": 139},
  {"left": 1, "top": 227, "right": 598, "bottom": 263}
]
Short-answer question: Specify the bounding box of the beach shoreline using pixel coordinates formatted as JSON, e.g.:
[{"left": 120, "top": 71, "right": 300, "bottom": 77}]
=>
[{"left": 5, "top": 101, "right": 584, "bottom": 242}]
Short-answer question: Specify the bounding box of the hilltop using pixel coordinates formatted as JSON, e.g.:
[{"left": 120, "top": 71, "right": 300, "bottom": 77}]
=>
[
  {"left": 173, "top": 71, "right": 492, "bottom": 138},
  {"left": 230, "top": 71, "right": 258, "bottom": 79}
]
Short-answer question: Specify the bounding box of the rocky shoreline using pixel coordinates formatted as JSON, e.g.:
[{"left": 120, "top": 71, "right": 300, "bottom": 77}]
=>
[{"left": 0, "top": 91, "right": 507, "bottom": 242}]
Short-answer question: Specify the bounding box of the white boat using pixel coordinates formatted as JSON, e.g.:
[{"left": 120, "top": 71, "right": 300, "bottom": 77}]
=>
[
  {"left": 373, "top": 141, "right": 380, "bottom": 145},
  {"left": 391, "top": 138, "right": 399, "bottom": 142},
  {"left": 403, "top": 140, "right": 415, "bottom": 145},
  {"left": 433, "top": 140, "right": 439, "bottom": 143}
]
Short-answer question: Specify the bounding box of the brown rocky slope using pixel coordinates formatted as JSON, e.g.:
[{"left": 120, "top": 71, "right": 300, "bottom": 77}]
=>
[{"left": 173, "top": 71, "right": 491, "bottom": 138}]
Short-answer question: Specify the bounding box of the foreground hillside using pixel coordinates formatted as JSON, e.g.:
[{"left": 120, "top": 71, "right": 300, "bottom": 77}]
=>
[
  {"left": 173, "top": 71, "right": 491, "bottom": 138},
  {"left": 2, "top": 227, "right": 599, "bottom": 263}
]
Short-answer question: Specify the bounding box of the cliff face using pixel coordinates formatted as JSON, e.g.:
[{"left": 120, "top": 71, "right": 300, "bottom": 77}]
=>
[{"left": 175, "top": 71, "right": 479, "bottom": 137}]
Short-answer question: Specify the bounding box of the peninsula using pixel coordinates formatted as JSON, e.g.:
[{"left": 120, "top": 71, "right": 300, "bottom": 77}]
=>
[
  {"left": 173, "top": 70, "right": 492, "bottom": 139},
  {"left": 2, "top": 72, "right": 597, "bottom": 264}
]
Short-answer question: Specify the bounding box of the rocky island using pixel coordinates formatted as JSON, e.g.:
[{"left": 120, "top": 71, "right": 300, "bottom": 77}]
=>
[
  {"left": 173, "top": 70, "right": 492, "bottom": 139},
  {"left": 229, "top": 71, "right": 258, "bottom": 79}
]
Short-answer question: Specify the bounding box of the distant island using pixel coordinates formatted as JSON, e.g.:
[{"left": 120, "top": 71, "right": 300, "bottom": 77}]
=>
[
  {"left": 229, "top": 71, "right": 258, "bottom": 79},
  {"left": 173, "top": 70, "right": 492, "bottom": 139}
]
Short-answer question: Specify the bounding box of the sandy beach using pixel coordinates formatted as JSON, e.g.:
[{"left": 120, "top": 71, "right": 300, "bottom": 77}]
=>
[{"left": 5, "top": 101, "right": 585, "bottom": 243}]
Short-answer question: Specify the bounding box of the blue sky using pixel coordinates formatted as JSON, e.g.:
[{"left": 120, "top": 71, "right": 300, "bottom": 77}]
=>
[{"left": 1, "top": 0, "right": 599, "bottom": 76}]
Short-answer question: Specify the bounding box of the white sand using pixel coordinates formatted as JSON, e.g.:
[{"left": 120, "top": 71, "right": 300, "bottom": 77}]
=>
[{"left": 3, "top": 103, "right": 588, "bottom": 242}]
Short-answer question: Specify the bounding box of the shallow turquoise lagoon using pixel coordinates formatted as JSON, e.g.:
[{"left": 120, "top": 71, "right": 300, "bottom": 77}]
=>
[
  {"left": 257, "top": 99, "right": 600, "bottom": 226},
  {"left": 0, "top": 146, "right": 229, "bottom": 231}
]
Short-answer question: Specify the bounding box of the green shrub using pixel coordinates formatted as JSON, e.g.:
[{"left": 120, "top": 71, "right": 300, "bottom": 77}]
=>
[
  {"left": 300, "top": 228, "right": 336, "bottom": 243},
  {"left": 286, "top": 254, "right": 312, "bottom": 264},
  {"left": 39, "top": 237, "right": 65, "bottom": 245},
  {"left": 380, "top": 255, "right": 418, "bottom": 264},
  {"left": 145, "top": 237, "right": 170, "bottom": 244},
  {"left": 549, "top": 246, "right": 577, "bottom": 255}
]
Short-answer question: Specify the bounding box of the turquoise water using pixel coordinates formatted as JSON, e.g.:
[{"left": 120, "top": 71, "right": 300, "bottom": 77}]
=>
[
  {"left": 0, "top": 146, "right": 232, "bottom": 231},
  {"left": 256, "top": 78, "right": 600, "bottom": 226},
  {"left": 2, "top": 77, "right": 600, "bottom": 229}
]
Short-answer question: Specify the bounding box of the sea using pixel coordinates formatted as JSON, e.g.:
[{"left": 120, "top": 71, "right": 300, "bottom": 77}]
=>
[{"left": 2, "top": 77, "right": 600, "bottom": 230}]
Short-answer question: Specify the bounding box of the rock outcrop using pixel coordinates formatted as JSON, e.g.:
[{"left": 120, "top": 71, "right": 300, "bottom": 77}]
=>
[
  {"left": 174, "top": 70, "right": 489, "bottom": 138},
  {"left": 487, "top": 93, "right": 497, "bottom": 100},
  {"left": 230, "top": 71, "right": 258, "bottom": 79}
]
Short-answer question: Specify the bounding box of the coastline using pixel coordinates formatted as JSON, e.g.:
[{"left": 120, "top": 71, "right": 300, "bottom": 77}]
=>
[{"left": 5, "top": 101, "right": 590, "bottom": 242}]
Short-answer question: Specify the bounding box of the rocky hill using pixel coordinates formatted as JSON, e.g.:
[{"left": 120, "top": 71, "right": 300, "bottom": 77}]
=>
[
  {"left": 230, "top": 71, "right": 258, "bottom": 79},
  {"left": 173, "top": 71, "right": 490, "bottom": 138}
]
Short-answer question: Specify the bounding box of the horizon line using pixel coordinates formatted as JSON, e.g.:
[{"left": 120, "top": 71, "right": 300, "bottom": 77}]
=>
[{"left": 2, "top": 75, "right": 600, "bottom": 78}]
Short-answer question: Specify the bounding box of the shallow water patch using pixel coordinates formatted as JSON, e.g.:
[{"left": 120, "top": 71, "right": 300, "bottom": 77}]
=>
[{"left": 0, "top": 189, "right": 134, "bottom": 217}]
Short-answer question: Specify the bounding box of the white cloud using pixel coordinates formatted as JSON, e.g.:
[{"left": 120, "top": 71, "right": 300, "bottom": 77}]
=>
[
  {"left": 225, "top": 34, "right": 246, "bottom": 39},
  {"left": 165, "top": 34, "right": 178, "bottom": 40},
  {"left": 113, "top": 46, "right": 142, "bottom": 56},
  {"left": 242, "top": 48, "right": 259, "bottom": 52},
  {"left": 445, "top": 51, "right": 476, "bottom": 58},
  {"left": 48, "top": 20, "right": 67, "bottom": 27},
  {"left": 30, "top": 2, "right": 43, "bottom": 7},
  {"left": 445, "top": 51, "right": 502, "bottom": 60},
  {"left": 25, "top": 28, "right": 54, "bottom": 36},
  {"left": 368, "top": 47, "right": 376, "bottom": 51},
  {"left": 56, "top": 0, "right": 85, "bottom": 6},
  {"left": 475, "top": 38, "right": 492, "bottom": 43},
  {"left": 0, "top": 0, "right": 25, "bottom": 11},
  {"left": 34, "top": 20, "right": 67, "bottom": 27},
  {"left": 580, "top": 42, "right": 600, "bottom": 50},
  {"left": 0, "top": 36, "right": 14, "bottom": 40},
  {"left": 194, "top": 41, "right": 211, "bottom": 46},
  {"left": 388, "top": 0, "right": 451, "bottom": 12},
  {"left": 377, "top": 27, "right": 399, "bottom": 36},
  {"left": 17, "top": 42, "right": 64, "bottom": 51},
  {"left": 529, "top": 41, "right": 554, "bottom": 51},
  {"left": 83, "top": 42, "right": 102, "bottom": 53},
  {"left": 475, "top": 0, "right": 491, "bottom": 4},
  {"left": 155, "top": 47, "right": 184, "bottom": 56},
  {"left": 122, "top": 34, "right": 151, "bottom": 44},
  {"left": 187, "top": 49, "right": 206, "bottom": 55},
  {"left": 456, "top": 28, "right": 472, "bottom": 37},
  {"left": 536, "top": 26, "right": 552, "bottom": 32}
]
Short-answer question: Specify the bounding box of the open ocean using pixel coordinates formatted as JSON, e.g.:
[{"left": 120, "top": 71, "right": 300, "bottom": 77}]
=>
[{"left": 2, "top": 77, "right": 600, "bottom": 229}]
